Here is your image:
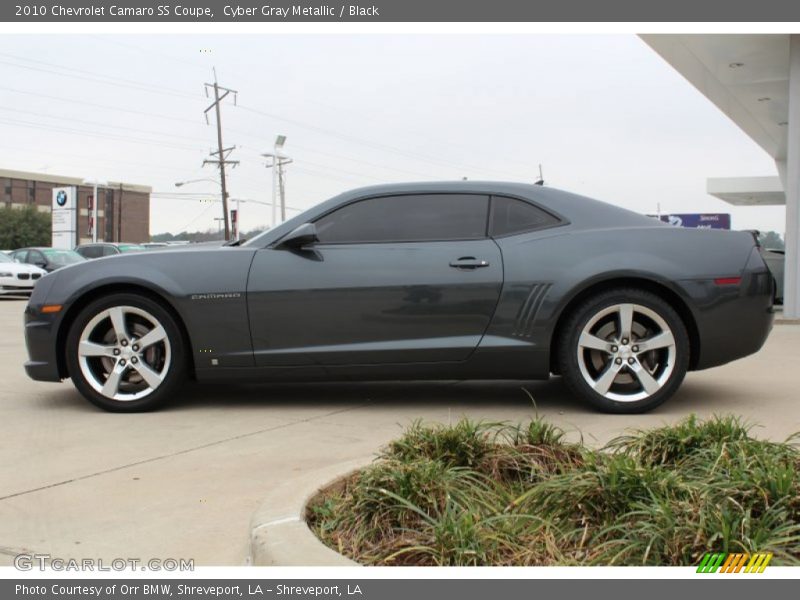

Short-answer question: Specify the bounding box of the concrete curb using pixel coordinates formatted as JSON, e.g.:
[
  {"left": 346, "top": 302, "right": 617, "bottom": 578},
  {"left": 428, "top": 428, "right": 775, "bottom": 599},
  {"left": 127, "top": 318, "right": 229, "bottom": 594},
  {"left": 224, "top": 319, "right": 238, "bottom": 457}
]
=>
[{"left": 248, "top": 458, "right": 372, "bottom": 566}]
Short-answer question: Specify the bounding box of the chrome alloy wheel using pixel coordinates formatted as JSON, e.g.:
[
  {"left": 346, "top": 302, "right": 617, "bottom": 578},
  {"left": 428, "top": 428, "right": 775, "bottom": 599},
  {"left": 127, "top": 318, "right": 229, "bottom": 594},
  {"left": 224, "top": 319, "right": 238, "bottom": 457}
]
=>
[
  {"left": 576, "top": 303, "right": 676, "bottom": 402},
  {"left": 77, "top": 305, "right": 172, "bottom": 401}
]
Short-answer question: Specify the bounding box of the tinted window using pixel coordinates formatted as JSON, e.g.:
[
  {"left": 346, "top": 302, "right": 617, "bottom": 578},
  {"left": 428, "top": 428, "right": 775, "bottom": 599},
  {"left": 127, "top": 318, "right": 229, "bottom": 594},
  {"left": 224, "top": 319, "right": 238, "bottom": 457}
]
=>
[
  {"left": 78, "top": 246, "right": 103, "bottom": 259},
  {"left": 315, "top": 194, "right": 489, "bottom": 243},
  {"left": 102, "top": 246, "right": 119, "bottom": 257},
  {"left": 12, "top": 250, "right": 28, "bottom": 263},
  {"left": 42, "top": 249, "right": 84, "bottom": 267},
  {"left": 490, "top": 196, "right": 561, "bottom": 237}
]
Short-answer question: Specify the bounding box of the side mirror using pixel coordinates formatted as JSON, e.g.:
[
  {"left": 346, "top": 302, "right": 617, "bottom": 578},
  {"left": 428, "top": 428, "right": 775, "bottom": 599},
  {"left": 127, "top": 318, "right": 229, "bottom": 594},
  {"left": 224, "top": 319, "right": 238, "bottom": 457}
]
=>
[{"left": 277, "top": 223, "right": 319, "bottom": 250}]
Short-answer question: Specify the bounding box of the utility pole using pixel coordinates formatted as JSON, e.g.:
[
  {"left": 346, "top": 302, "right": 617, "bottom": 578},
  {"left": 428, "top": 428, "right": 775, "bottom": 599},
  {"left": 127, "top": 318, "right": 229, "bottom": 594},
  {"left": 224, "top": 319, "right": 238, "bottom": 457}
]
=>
[
  {"left": 262, "top": 135, "right": 292, "bottom": 227},
  {"left": 117, "top": 183, "right": 123, "bottom": 242},
  {"left": 202, "top": 69, "right": 238, "bottom": 241}
]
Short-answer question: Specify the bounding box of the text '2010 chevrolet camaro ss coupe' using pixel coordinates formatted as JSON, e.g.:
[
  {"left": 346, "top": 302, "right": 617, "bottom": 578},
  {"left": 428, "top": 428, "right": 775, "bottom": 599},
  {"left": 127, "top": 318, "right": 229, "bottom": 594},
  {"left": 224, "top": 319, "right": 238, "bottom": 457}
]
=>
[{"left": 23, "top": 182, "right": 774, "bottom": 413}]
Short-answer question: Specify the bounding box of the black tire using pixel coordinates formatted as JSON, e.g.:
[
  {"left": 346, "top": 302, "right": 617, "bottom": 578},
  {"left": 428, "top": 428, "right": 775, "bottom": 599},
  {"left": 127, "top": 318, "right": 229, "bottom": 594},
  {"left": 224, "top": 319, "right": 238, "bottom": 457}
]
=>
[
  {"left": 557, "top": 288, "right": 690, "bottom": 414},
  {"left": 66, "top": 293, "right": 186, "bottom": 412}
]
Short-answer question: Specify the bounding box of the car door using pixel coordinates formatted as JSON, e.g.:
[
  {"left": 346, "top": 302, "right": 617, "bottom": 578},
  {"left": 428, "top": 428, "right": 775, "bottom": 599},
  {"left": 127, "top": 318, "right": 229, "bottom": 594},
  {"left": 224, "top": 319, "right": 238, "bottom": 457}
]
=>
[
  {"left": 247, "top": 193, "right": 503, "bottom": 366},
  {"left": 27, "top": 250, "right": 48, "bottom": 271}
]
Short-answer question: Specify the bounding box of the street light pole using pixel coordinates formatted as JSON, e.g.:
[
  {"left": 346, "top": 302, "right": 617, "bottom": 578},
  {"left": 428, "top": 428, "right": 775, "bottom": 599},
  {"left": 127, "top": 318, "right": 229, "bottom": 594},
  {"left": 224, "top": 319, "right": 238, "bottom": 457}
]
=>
[
  {"left": 262, "top": 135, "right": 291, "bottom": 227},
  {"left": 83, "top": 178, "right": 108, "bottom": 243}
]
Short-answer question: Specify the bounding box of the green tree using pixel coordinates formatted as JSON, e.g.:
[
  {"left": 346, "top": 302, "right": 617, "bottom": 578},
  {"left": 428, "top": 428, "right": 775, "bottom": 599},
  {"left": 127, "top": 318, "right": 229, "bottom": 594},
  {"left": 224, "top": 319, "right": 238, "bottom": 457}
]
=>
[
  {"left": 0, "top": 206, "right": 52, "bottom": 249},
  {"left": 758, "top": 230, "right": 784, "bottom": 250}
]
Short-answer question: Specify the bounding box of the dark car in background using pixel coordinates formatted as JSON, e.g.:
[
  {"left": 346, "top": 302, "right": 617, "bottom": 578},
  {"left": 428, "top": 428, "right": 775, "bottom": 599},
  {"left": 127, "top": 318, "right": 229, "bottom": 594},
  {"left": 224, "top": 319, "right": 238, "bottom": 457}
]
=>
[
  {"left": 75, "top": 243, "right": 146, "bottom": 260},
  {"left": 761, "top": 248, "right": 785, "bottom": 304},
  {"left": 11, "top": 247, "right": 86, "bottom": 272},
  {"left": 23, "top": 182, "right": 774, "bottom": 414}
]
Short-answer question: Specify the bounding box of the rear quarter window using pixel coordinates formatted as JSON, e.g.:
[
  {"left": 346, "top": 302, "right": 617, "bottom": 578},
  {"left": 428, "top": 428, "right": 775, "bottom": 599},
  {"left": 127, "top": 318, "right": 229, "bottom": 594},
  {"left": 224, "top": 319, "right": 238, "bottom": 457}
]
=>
[{"left": 490, "top": 196, "right": 561, "bottom": 237}]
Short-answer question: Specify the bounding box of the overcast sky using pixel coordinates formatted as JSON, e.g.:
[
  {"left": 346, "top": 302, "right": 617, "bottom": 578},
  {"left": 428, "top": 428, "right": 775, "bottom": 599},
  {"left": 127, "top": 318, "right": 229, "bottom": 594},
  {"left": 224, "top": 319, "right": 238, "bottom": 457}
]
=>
[{"left": 0, "top": 34, "right": 785, "bottom": 236}]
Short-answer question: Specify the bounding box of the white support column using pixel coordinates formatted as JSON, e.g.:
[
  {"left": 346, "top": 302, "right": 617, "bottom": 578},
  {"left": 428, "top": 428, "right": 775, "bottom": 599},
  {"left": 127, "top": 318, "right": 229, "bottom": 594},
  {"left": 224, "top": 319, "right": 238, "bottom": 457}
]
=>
[{"left": 784, "top": 35, "right": 800, "bottom": 319}]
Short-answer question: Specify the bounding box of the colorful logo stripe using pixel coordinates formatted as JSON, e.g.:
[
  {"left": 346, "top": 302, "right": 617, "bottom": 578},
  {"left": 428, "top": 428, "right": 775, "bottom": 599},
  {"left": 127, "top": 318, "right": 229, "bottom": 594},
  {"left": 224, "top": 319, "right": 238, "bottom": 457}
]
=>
[{"left": 696, "top": 552, "right": 773, "bottom": 573}]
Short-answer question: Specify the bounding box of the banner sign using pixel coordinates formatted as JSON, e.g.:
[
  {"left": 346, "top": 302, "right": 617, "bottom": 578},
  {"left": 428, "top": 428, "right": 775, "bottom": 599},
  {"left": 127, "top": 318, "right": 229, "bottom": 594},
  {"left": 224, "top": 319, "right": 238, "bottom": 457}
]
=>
[
  {"left": 51, "top": 186, "right": 77, "bottom": 249},
  {"left": 5, "top": 0, "right": 800, "bottom": 22},
  {"left": 656, "top": 213, "right": 732, "bottom": 230},
  {"left": 2, "top": 578, "right": 795, "bottom": 600}
]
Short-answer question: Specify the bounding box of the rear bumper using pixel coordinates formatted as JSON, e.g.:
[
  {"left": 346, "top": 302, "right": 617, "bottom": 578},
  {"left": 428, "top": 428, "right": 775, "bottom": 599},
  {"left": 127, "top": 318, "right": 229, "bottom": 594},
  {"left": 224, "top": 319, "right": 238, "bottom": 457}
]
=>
[{"left": 683, "top": 252, "right": 774, "bottom": 370}]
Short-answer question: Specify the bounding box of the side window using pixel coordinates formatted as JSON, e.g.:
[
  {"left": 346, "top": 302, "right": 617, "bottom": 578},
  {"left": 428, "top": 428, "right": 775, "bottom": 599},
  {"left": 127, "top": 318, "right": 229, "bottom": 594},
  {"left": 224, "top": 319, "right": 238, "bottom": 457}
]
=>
[
  {"left": 85, "top": 246, "right": 103, "bottom": 259},
  {"left": 490, "top": 196, "right": 561, "bottom": 237},
  {"left": 315, "top": 194, "right": 489, "bottom": 244},
  {"left": 102, "top": 246, "right": 118, "bottom": 257},
  {"left": 29, "top": 250, "right": 45, "bottom": 266},
  {"left": 13, "top": 250, "right": 28, "bottom": 263}
]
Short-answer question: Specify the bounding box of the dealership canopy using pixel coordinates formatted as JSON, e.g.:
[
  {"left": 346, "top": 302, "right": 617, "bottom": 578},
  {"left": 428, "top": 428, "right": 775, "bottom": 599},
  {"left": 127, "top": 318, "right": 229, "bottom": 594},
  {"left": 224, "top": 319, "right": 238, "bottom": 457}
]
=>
[{"left": 642, "top": 34, "right": 800, "bottom": 319}]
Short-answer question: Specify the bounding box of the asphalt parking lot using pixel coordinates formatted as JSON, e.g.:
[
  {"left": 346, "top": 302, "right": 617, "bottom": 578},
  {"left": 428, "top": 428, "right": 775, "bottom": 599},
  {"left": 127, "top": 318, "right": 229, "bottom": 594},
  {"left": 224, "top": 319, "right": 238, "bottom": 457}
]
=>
[{"left": 1, "top": 296, "right": 799, "bottom": 566}]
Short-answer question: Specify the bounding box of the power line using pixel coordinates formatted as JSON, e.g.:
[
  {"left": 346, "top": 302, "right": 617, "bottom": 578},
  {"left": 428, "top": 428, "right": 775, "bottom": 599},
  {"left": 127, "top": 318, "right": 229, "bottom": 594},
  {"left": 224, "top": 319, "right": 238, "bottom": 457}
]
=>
[
  {"left": 0, "top": 105, "right": 210, "bottom": 144},
  {"left": 0, "top": 85, "right": 200, "bottom": 125},
  {"left": 0, "top": 52, "right": 204, "bottom": 100},
  {"left": 0, "top": 117, "right": 204, "bottom": 152},
  {"left": 236, "top": 104, "right": 525, "bottom": 180}
]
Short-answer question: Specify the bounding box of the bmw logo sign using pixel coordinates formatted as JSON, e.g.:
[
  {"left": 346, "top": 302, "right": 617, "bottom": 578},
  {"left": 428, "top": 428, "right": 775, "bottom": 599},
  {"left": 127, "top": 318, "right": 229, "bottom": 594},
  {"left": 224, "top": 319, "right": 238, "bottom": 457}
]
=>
[{"left": 56, "top": 190, "right": 68, "bottom": 207}]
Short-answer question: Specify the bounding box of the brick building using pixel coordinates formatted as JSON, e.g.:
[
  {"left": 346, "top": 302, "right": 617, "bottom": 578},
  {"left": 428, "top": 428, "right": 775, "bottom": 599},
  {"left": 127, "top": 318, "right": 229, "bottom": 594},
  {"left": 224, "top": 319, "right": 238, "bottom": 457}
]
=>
[{"left": 0, "top": 168, "right": 151, "bottom": 244}]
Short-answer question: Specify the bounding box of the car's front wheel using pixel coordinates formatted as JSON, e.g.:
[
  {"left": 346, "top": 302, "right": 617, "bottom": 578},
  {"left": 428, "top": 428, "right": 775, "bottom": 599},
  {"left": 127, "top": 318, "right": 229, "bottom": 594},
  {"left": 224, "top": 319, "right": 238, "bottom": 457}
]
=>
[
  {"left": 66, "top": 293, "right": 186, "bottom": 412},
  {"left": 558, "top": 288, "right": 689, "bottom": 413}
]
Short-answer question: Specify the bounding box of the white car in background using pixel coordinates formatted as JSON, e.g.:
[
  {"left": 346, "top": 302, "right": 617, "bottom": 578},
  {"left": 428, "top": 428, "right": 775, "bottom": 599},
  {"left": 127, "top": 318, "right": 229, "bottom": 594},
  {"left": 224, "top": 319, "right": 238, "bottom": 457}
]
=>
[{"left": 0, "top": 252, "right": 47, "bottom": 296}]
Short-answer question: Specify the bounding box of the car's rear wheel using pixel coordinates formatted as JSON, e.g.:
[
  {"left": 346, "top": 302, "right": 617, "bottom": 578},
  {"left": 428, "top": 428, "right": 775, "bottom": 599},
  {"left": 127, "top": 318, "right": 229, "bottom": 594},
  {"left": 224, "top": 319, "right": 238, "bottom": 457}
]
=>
[
  {"left": 66, "top": 293, "right": 186, "bottom": 412},
  {"left": 558, "top": 288, "right": 689, "bottom": 413}
]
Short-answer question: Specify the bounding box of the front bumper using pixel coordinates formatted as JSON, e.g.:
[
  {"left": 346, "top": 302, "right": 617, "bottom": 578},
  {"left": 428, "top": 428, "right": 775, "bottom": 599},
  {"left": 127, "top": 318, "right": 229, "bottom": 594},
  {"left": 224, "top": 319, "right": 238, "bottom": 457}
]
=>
[
  {"left": 0, "top": 281, "right": 35, "bottom": 294},
  {"left": 22, "top": 271, "right": 64, "bottom": 382},
  {"left": 24, "top": 311, "right": 63, "bottom": 382}
]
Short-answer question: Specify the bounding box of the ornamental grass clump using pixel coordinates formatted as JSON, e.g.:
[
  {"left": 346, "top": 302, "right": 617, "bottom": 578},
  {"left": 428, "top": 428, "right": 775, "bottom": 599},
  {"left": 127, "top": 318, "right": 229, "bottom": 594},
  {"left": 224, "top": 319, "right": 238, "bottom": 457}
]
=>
[{"left": 307, "top": 415, "right": 800, "bottom": 566}]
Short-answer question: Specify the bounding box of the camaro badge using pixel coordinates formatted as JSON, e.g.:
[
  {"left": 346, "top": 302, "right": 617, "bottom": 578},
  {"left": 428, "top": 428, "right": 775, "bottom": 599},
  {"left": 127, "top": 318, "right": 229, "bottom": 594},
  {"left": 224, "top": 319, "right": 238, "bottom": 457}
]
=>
[{"left": 190, "top": 292, "right": 242, "bottom": 300}]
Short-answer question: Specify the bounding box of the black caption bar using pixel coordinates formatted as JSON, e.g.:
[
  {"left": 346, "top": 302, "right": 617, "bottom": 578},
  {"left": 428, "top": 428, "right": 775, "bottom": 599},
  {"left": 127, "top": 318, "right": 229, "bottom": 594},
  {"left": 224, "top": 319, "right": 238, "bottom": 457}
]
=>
[
  {"left": 4, "top": 579, "right": 798, "bottom": 600},
  {"left": 4, "top": 0, "right": 800, "bottom": 22}
]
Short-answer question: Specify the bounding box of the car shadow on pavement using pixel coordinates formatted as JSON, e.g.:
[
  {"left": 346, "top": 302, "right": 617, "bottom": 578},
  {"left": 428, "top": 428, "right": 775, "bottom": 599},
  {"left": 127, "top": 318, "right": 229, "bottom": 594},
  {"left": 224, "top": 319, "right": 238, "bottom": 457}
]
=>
[
  {"left": 166, "top": 378, "right": 566, "bottom": 412},
  {"left": 32, "top": 373, "right": 731, "bottom": 417},
  {"left": 32, "top": 377, "right": 575, "bottom": 413}
]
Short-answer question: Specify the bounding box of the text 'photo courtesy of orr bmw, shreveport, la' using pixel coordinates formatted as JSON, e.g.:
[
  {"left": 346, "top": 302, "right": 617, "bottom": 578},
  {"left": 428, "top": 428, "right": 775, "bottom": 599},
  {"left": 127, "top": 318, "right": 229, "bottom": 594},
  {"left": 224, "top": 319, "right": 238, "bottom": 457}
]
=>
[{"left": 23, "top": 182, "right": 774, "bottom": 413}]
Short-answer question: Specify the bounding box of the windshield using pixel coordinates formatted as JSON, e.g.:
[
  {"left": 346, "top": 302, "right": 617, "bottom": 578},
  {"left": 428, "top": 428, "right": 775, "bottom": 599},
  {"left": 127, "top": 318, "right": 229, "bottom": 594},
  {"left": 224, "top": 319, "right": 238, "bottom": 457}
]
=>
[
  {"left": 0, "top": 253, "right": 12, "bottom": 263},
  {"left": 43, "top": 249, "right": 86, "bottom": 267},
  {"left": 118, "top": 244, "right": 145, "bottom": 253}
]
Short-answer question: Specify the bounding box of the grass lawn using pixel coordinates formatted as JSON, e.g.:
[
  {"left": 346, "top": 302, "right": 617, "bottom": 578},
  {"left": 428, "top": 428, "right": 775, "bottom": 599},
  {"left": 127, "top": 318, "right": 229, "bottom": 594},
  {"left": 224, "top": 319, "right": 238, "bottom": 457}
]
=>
[{"left": 307, "top": 416, "right": 800, "bottom": 566}]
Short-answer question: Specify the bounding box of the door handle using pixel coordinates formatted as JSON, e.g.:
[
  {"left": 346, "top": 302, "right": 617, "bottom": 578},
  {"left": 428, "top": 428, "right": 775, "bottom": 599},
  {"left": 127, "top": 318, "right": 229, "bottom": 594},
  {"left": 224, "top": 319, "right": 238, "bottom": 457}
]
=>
[{"left": 449, "top": 257, "right": 490, "bottom": 269}]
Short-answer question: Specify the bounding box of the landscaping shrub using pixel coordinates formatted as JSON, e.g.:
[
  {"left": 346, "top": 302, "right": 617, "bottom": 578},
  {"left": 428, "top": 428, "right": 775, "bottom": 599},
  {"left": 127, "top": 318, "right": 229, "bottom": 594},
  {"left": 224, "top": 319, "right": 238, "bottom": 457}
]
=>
[{"left": 307, "top": 416, "right": 800, "bottom": 566}]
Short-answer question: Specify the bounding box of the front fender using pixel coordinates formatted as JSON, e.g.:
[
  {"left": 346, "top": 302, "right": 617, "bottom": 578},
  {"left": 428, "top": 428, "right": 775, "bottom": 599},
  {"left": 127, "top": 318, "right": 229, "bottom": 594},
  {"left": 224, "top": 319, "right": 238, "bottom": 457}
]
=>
[{"left": 28, "top": 248, "right": 258, "bottom": 377}]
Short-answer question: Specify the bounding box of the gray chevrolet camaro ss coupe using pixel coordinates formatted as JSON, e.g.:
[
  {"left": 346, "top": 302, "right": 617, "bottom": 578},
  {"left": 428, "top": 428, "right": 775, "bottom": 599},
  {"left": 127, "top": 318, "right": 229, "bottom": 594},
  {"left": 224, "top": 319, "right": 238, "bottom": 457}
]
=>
[{"left": 23, "top": 182, "right": 774, "bottom": 413}]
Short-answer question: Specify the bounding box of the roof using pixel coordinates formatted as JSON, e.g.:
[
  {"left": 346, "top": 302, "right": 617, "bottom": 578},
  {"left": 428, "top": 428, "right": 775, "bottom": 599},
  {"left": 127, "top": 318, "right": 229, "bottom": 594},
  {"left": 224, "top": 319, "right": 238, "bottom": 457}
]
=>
[
  {"left": 0, "top": 168, "right": 152, "bottom": 194},
  {"left": 242, "top": 180, "right": 662, "bottom": 249}
]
